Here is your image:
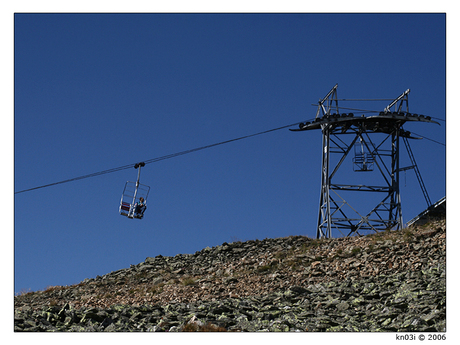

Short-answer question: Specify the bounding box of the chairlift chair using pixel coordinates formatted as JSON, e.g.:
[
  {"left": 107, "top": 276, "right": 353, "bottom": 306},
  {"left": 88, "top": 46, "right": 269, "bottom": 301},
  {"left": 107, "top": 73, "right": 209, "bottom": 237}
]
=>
[
  {"left": 353, "top": 139, "right": 374, "bottom": 172},
  {"left": 119, "top": 162, "right": 150, "bottom": 219}
]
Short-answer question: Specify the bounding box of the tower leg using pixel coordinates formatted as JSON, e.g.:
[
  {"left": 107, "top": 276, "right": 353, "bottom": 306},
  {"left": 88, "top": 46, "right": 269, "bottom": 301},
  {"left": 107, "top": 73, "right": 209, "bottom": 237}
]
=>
[{"left": 317, "top": 126, "right": 331, "bottom": 238}]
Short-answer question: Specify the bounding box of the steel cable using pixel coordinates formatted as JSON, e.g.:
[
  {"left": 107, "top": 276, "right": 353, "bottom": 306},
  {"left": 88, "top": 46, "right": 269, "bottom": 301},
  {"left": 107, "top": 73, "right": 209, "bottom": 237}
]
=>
[{"left": 15, "top": 121, "right": 302, "bottom": 194}]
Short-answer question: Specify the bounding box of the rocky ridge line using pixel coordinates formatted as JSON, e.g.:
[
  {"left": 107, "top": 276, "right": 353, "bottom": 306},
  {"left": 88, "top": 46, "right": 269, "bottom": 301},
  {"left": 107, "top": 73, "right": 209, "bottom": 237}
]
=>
[{"left": 14, "top": 218, "right": 446, "bottom": 332}]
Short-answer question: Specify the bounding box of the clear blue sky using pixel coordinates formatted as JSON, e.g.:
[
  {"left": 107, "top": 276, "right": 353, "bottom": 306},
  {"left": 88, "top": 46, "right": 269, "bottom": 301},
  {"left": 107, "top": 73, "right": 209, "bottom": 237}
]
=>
[{"left": 14, "top": 13, "right": 446, "bottom": 294}]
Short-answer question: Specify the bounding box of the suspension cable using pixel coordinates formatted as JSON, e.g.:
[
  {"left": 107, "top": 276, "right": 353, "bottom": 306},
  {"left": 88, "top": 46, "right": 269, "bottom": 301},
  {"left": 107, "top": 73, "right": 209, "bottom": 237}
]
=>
[
  {"left": 15, "top": 121, "right": 302, "bottom": 194},
  {"left": 410, "top": 132, "right": 446, "bottom": 147},
  {"left": 14, "top": 119, "right": 445, "bottom": 195}
]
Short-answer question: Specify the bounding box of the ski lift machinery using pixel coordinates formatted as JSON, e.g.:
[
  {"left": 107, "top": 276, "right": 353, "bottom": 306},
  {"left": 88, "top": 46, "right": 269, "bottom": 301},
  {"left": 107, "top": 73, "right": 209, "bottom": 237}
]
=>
[{"left": 119, "top": 162, "right": 150, "bottom": 219}]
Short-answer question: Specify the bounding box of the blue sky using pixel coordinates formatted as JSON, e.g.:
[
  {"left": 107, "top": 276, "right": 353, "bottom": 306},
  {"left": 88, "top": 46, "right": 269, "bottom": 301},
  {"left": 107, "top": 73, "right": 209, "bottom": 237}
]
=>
[{"left": 13, "top": 13, "right": 446, "bottom": 294}]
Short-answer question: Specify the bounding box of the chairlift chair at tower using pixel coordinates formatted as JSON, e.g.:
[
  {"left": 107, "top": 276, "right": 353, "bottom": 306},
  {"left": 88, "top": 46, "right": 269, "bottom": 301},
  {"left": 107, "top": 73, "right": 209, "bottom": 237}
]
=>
[
  {"left": 291, "top": 84, "right": 439, "bottom": 239},
  {"left": 119, "top": 162, "right": 150, "bottom": 219}
]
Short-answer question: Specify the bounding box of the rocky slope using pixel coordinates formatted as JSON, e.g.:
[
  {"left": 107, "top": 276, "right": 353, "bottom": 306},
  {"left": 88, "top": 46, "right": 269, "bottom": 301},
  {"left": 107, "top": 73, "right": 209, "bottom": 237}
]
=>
[{"left": 14, "top": 218, "right": 446, "bottom": 332}]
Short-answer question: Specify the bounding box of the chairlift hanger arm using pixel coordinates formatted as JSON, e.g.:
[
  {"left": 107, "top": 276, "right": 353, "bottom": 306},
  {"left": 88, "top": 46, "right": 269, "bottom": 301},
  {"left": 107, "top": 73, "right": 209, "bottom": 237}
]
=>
[{"left": 134, "top": 162, "right": 145, "bottom": 186}]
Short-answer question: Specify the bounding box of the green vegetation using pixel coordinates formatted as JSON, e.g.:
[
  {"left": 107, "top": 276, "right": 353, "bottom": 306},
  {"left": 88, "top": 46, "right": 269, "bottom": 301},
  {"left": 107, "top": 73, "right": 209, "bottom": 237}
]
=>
[
  {"left": 181, "top": 278, "right": 197, "bottom": 286},
  {"left": 256, "top": 265, "right": 273, "bottom": 273},
  {"left": 182, "top": 322, "right": 227, "bottom": 332}
]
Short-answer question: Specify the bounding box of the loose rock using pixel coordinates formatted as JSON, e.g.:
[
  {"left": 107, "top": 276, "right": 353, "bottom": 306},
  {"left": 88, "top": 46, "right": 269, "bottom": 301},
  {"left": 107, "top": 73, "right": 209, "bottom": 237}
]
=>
[{"left": 15, "top": 218, "right": 446, "bottom": 332}]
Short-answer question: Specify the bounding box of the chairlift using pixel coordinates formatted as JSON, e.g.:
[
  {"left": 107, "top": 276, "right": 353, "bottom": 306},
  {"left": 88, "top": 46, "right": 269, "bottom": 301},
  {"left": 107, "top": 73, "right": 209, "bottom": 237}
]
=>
[
  {"left": 353, "top": 138, "right": 374, "bottom": 172},
  {"left": 119, "top": 162, "right": 150, "bottom": 219}
]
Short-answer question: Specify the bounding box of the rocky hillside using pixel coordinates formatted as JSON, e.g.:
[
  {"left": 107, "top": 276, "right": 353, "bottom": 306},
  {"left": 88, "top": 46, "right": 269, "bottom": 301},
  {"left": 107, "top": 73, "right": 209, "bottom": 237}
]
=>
[{"left": 14, "top": 218, "right": 446, "bottom": 332}]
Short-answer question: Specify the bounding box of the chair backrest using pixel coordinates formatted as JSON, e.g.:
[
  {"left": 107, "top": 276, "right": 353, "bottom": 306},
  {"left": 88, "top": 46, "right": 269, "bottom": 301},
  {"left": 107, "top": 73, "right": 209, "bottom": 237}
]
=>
[{"left": 120, "top": 202, "right": 131, "bottom": 211}]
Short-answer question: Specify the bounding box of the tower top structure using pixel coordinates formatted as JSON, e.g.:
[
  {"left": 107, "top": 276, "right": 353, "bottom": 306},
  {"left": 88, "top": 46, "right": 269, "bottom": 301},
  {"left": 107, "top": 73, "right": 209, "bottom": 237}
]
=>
[{"left": 292, "top": 84, "right": 435, "bottom": 136}]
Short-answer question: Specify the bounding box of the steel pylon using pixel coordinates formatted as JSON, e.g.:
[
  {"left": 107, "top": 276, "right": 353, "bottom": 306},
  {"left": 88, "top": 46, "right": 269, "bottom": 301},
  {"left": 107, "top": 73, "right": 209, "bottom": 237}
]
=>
[{"left": 291, "top": 85, "right": 439, "bottom": 238}]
